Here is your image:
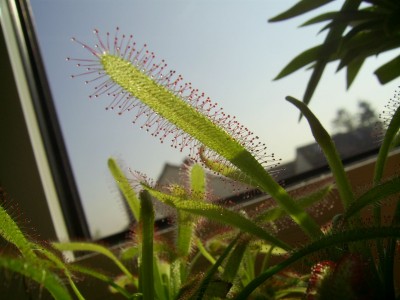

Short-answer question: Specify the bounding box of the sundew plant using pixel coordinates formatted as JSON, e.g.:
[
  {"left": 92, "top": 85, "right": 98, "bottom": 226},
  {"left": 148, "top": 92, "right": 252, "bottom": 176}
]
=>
[
  {"left": 58, "top": 27, "right": 400, "bottom": 299},
  {"left": 69, "top": 28, "right": 321, "bottom": 239}
]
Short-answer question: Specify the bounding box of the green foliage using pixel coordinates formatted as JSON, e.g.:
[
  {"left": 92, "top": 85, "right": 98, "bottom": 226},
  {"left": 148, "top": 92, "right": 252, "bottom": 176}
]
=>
[
  {"left": 2, "top": 17, "right": 400, "bottom": 298},
  {"left": 270, "top": 0, "right": 400, "bottom": 108},
  {"left": 56, "top": 25, "right": 400, "bottom": 298}
]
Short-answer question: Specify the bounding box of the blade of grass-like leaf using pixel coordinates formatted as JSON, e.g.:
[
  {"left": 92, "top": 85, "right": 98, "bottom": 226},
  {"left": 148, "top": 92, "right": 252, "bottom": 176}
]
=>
[
  {"left": 145, "top": 185, "right": 291, "bottom": 251},
  {"left": 286, "top": 96, "right": 354, "bottom": 208},
  {"left": 344, "top": 177, "right": 400, "bottom": 219},
  {"left": 269, "top": 0, "right": 333, "bottom": 22},
  {"left": 234, "top": 226, "right": 400, "bottom": 299},
  {"left": 108, "top": 158, "right": 140, "bottom": 221},
  {"left": 0, "top": 256, "right": 72, "bottom": 300},
  {"left": 375, "top": 54, "right": 400, "bottom": 84},
  {"left": 53, "top": 242, "right": 134, "bottom": 281},
  {"left": 139, "top": 190, "right": 154, "bottom": 300}
]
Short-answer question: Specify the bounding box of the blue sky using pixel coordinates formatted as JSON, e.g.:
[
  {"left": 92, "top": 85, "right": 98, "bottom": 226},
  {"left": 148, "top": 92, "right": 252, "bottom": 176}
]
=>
[{"left": 30, "top": 0, "right": 399, "bottom": 238}]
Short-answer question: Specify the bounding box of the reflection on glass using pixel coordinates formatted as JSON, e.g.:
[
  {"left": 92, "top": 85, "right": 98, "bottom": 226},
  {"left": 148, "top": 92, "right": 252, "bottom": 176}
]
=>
[{"left": 30, "top": 0, "right": 399, "bottom": 239}]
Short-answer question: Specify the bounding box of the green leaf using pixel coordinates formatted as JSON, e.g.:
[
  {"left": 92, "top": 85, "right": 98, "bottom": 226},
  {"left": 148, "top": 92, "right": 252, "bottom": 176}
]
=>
[
  {"left": 145, "top": 185, "right": 291, "bottom": 251},
  {"left": 0, "top": 256, "right": 72, "bottom": 300},
  {"left": 269, "top": 0, "right": 333, "bottom": 22},
  {"left": 286, "top": 96, "right": 354, "bottom": 208},
  {"left": 346, "top": 57, "right": 364, "bottom": 89},
  {"left": 273, "top": 45, "right": 324, "bottom": 80},
  {"left": 374, "top": 54, "right": 400, "bottom": 84},
  {"left": 108, "top": 158, "right": 141, "bottom": 221}
]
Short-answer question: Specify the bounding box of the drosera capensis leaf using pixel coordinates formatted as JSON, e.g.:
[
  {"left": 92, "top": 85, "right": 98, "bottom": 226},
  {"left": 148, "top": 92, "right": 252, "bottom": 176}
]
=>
[
  {"left": 0, "top": 204, "right": 37, "bottom": 261},
  {"left": 144, "top": 184, "right": 291, "bottom": 252},
  {"left": 71, "top": 29, "right": 321, "bottom": 239}
]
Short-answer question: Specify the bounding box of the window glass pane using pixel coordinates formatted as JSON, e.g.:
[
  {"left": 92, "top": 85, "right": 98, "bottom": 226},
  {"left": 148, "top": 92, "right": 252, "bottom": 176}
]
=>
[{"left": 29, "top": 0, "right": 399, "bottom": 239}]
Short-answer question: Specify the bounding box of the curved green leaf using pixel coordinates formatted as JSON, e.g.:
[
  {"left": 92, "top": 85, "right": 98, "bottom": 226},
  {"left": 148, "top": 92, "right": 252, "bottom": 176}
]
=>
[{"left": 286, "top": 96, "right": 354, "bottom": 208}]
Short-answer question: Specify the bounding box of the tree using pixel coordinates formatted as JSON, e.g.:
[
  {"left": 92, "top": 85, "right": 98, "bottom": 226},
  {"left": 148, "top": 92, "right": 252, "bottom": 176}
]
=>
[
  {"left": 270, "top": 0, "right": 400, "bottom": 109},
  {"left": 331, "top": 100, "right": 379, "bottom": 132}
]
